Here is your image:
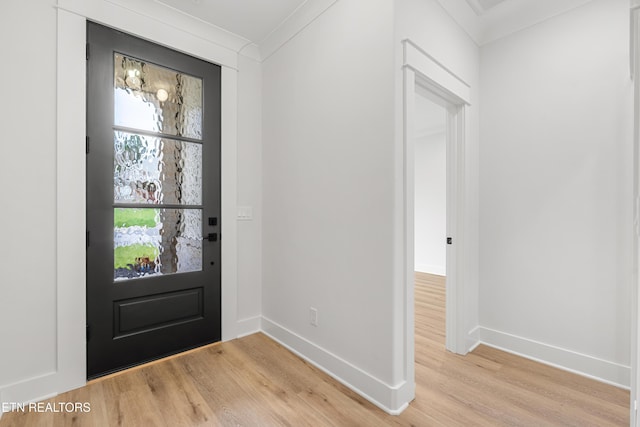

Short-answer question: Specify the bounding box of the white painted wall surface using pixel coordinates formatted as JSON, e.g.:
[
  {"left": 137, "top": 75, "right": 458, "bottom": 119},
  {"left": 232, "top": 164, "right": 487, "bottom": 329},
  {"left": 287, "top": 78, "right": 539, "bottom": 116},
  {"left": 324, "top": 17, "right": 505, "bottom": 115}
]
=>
[
  {"left": 414, "top": 132, "right": 447, "bottom": 276},
  {"left": 479, "top": 0, "right": 633, "bottom": 386},
  {"left": 395, "top": 0, "right": 481, "bottom": 349},
  {"left": 0, "top": 0, "right": 58, "bottom": 387},
  {"left": 236, "top": 54, "right": 263, "bottom": 335},
  {"left": 261, "top": 0, "right": 400, "bottom": 410}
]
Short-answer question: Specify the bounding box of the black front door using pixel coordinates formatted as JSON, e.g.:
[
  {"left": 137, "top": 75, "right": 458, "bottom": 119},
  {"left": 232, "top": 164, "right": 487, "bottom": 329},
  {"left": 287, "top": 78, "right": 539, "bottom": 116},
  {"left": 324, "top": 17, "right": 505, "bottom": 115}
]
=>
[{"left": 86, "top": 22, "right": 221, "bottom": 379}]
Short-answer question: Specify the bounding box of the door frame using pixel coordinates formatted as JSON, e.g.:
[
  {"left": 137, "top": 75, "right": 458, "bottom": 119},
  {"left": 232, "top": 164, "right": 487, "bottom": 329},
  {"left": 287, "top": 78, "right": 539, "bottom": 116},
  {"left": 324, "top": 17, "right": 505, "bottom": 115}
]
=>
[
  {"left": 411, "top": 81, "right": 468, "bottom": 353},
  {"left": 400, "top": 39, "right": 471, "bottom": 398},
  {"left": 85, "top": 22, "right": 223, "bottom": 378},
  {"left": 53, "top": 0, "right": 239, "bottom": 394},
  {"left": 631, "top": 3, "right": 640, "bottom": 425}
]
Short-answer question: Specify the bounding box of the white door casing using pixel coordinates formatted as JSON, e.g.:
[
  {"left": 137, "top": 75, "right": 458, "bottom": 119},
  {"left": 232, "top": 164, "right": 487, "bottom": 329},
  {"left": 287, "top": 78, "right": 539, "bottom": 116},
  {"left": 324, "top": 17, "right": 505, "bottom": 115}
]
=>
[{"left": 399, "top": 38, "right": 472, "bottom": 406}]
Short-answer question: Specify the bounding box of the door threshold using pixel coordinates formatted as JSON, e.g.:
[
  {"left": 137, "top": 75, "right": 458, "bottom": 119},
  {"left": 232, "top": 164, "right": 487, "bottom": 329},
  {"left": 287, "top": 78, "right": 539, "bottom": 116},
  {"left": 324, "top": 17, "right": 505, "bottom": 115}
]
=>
[{"left": 87, "top": 340, "right": 222, "bottom": 385}]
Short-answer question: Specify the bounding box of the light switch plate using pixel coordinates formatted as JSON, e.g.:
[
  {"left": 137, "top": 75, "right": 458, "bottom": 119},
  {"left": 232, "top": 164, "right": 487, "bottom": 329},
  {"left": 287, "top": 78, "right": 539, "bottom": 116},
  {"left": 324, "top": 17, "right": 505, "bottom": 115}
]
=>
[{"left": 237, "top": 206, "right": 253, "bottom": 221}]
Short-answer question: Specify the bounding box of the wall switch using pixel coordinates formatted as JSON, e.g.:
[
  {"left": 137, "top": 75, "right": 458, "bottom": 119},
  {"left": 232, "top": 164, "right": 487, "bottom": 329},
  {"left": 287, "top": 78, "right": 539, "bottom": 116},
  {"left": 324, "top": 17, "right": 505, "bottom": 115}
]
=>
[
  {"left": 237, "top": 206, "right": 253, "bottom": 221},
  {"left": 310, "top": 307, "right": 318, "bottom": 327}
]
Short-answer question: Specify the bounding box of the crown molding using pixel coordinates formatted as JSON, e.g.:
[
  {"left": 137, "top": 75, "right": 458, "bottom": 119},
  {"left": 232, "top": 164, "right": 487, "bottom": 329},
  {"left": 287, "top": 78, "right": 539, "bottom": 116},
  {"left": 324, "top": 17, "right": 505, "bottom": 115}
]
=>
[
  {"left": 151, "top": 0, "right": 252, "bottom": 51},
  {"left": 436, "top": 0, "right": 482, "bottom": 43},
  {"left": 57, "top": 0, "right": 250, "bottom": 67},
  {"left": 437, "top": 0, "right": 597, "bottom": 46},
  {"left": 259, "top": 0, "right": 339, "bottom": 62},
  {"left": 464, "top": 0, "right": 486, "bottom": 15},
  {"left": 480, "top": 0, "right": 594, "bottom": 45},
  {"left": 239, "top": 43, "right": 262, "bottom": 62}
]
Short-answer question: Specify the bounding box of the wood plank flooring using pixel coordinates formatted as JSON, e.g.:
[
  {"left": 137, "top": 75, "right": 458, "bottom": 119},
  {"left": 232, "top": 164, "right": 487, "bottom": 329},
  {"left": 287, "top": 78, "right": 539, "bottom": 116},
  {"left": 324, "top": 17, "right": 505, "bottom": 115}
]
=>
[{"left": 1, "top": 272, "right": 629, "bottom": 426}]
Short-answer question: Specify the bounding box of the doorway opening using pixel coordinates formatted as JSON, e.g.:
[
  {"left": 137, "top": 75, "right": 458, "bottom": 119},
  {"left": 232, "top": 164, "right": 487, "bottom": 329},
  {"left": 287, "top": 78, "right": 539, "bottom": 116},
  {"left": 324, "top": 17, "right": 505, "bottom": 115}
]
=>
[
  {"left": 413, "top": 90, "right": 448, "bottom": 351},
  {"left": 400, "top": 40, "right": 471, "bottom": 401},
  {"left": 408, "top": 80, "right": 464, "bottom": 353}
]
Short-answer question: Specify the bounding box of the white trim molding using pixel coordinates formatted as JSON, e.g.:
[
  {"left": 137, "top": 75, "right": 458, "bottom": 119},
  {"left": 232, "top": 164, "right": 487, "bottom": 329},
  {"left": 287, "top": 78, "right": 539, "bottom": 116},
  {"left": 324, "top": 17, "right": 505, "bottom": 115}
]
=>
[
  {"left": 221, "top": 66, "right": 240, "bottom": 342},
  {"left": 478, "top": 327, "right": 631, "bottom": 389},
  {"left": 437, "top": 0, "right": 595, "bottom": 46},
  {"left": 631, "top": 4, "right": 640, "bottom": 425},
  {"left": 400, "top": 37, "right": 473, "bottom": 360},
  {"left": 261, "top": 317, "right": 411, "bottom": 415},
  {"left": 259, "top": 0, "right": 339, "bottom": 62},
  {"left": 57, "top": 0, "right": 242, "bottom": 67},
  {"left": 403, "top": 39, "right": 471, "bottom": 105},
  {"left": 395, "top": 36, "right": 475, "bottom": 418},
  {"left": 0, "top": 8, "right": 88, "bottom": 406},
  {"left": 415, "top": 264, "right": 447, "bottom": 276},
  {"left": 235, "top": 316, "right": 262, "bottom": 339}
]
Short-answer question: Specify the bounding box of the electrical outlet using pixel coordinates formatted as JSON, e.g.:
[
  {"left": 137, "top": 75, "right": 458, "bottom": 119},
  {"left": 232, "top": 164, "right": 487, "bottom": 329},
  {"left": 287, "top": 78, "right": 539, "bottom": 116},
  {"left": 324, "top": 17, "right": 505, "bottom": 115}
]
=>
[{"left": 310, "top": 307, "right": 318, "bottom": 327}]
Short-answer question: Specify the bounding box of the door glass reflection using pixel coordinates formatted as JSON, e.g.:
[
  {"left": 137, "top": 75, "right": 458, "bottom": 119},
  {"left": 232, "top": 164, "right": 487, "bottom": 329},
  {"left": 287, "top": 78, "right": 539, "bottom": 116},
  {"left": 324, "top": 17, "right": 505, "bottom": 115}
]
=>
[
  {"left": 114, "top": 53, "right": 203, "bottom": 139},
  {"left": 112, "top": 52, "right": 205, "bottom": 282},
  {"left": 114, "top": 208, "right": 202, "bottom": 280},
  {"left": 113, "top": 131, "right": 202, "bottom": 205}
]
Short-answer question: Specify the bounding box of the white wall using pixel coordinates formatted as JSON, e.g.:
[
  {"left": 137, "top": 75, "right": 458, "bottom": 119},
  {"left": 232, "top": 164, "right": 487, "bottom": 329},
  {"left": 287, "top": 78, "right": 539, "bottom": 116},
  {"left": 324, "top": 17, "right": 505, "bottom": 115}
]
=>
[
  {"left": 395, "top": 0, "right": 481, "bottom": 349},
  {"left": 414, "top": 132, "right": 447, "bottom": 276},
  {"left": 0, "top": 0, "right": 58, "bottom": 387},
  {"left": 236, "top": 54, "right": 263, "bottom": 335},
  {"left": 479, "top": 0, "right": 633, "bottom": 386},
  {"left": 261, "top": 0, "right": 403, "bottom": 412},
  {"left": 413, "top": 91, "right": 447, "bottom": 276}
]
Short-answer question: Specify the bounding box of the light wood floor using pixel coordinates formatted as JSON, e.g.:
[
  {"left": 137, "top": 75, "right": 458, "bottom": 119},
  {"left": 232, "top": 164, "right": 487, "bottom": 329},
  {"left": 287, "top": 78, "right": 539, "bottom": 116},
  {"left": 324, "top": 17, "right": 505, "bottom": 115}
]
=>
[{"left": 1, "top": 272, "right": 629, "bottom": 426}]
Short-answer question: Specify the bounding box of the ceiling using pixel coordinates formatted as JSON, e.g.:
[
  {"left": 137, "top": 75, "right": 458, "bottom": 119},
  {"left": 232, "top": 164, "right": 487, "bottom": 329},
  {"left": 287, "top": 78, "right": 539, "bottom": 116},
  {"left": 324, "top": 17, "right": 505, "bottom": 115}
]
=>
[
  {"left": 465, "top": 0, "right": 509, "bottom": 15},
  {"left": 440, "top": 0, "right": 594, "bottom": 45},
  {"left": 477, "top": 0, "right": 508, "bottom": 11},
  {"left": 156, "top": 0, "right": 307, "bottom": 43},
  {"left": 154, "top": 0, "right": 595, "bottom": 54}
]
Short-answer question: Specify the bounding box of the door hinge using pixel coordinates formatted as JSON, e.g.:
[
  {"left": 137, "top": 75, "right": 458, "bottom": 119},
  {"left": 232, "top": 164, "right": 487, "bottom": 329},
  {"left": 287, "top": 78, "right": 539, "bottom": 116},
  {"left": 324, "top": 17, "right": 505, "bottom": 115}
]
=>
[
  {"left": 86, "top": 136, "right": 90, "bottom": 154},
  {"left": 86, "top": 230, "right": 90, "bottom": 247},
  {"left": 86, "top": 43, "right": 90, "bottom": 60},
  {"left": 86, "top": 324, "right": 91, "bottom": 341}
]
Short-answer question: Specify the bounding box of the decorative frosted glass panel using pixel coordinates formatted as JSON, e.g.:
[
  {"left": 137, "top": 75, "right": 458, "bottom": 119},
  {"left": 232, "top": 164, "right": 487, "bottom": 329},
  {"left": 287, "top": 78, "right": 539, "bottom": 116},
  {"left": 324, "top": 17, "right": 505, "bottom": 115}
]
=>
[
  {"left": 114, "top": 208, "right": 202, "bottom": 280},
  {"left": 114, "top": 53, "right": 202, "bottom": 139},
  {"left": 114, "top": 131, "right": 202, "bottom": 205}
]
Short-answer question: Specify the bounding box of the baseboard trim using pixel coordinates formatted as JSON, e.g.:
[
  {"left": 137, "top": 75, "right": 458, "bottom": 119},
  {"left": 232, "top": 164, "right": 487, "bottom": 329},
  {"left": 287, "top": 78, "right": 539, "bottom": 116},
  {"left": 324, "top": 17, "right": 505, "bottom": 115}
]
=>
[
  {"left": 235, "top": 316, "right": 262, "bottom": 339},
  {"left": 0, "top": 371, "right": 64, "bottom": 413},
  {"left": 466, "top": 326, "right": 481, "bottom": 353},
  {"left": 477, "top": 326, "right": 630, "bottom": 389},
  {"left": 261, "top": 316, "right": 412, "bottom": 415},
  {"left": 415, "top": 264, "right": 446, "bottom": 276}
]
